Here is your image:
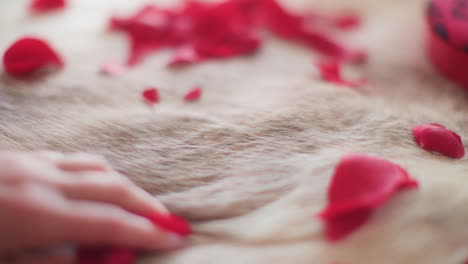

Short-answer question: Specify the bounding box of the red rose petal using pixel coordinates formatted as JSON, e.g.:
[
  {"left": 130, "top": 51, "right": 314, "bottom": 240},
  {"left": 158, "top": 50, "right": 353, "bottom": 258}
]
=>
[
  {"left": 412, "top": 124, "right": 465, "bottom": 159},
  {"left": 30, "top": 0, "right": 66, "bottom": 13},
  {"left": 184, "top": 86, "right": 202, "bottom": 101},
  {"left": 77, "top": 213, "right": 191, "bottom": 264},
  {"left": 142, "top": 88, "right": 160, "bottom": 104},
  {"left": 317, "top": 60, "right": 367, "bottom": 88},
  {"left": 100, "top": 60, "right": 127, "bottom": 76},
  {"left": 3, "top": 37, "right": 64, "bottom": 76},
  {"left": 318, "top": 154, "right": 418, "bottom": 242},
  {"left": 109, "top": 0, "right": 364, "bottom": 67}
]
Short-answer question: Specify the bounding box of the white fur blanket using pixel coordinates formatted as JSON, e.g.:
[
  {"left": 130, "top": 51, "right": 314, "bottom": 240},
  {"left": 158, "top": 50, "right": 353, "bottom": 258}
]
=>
[{"left": 1, "top": 0, "right": 468, "bottom": 263}]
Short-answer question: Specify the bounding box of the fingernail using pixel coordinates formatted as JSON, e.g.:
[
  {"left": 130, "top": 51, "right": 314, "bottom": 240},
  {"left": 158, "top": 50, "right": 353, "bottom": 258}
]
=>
[{"left": 167, "top": 233, "right": 186, "bottom": 248}]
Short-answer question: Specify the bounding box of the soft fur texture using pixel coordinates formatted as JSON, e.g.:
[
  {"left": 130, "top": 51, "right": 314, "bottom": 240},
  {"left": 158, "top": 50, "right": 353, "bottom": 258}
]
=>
[{"left": 1, "top": 0, "right": 468, "bottom": 263}]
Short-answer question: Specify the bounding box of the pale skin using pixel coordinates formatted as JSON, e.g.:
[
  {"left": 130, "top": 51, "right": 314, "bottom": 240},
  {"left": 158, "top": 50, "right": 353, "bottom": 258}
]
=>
[{"left": 0, "top": 151, "right": 185, "bottom": 264}]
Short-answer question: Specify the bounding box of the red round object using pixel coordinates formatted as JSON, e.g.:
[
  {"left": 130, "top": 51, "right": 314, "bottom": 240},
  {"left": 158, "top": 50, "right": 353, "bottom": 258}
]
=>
[
  {"left": 3, "top": 37, "right": 63, "bottom": 76},
  {"left": 427, "top": 0, "right": 468, "bottom": 89}
]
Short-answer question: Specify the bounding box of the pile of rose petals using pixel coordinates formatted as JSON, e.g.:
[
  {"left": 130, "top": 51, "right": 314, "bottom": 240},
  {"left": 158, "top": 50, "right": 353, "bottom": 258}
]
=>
[
  {"left": 4, "top": 0, "right": 366, "bottom": 90},
  {"left": 77, "top": 212, "right": 191, "bottom": 264},
  {"left": 109, "top": 0, "right": 364, "bottom": 67}
]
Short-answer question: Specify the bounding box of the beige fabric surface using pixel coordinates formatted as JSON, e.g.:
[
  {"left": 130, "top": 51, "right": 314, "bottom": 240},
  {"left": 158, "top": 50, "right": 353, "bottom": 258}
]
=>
[{"left": 1, "top": 0, "right": 468, "bottom": 263}]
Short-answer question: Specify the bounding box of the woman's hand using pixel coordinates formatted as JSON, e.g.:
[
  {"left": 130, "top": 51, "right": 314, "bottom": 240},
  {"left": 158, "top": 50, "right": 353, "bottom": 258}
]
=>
[{"left": 0, "top": 151, "right": 184, "bottom": 262}]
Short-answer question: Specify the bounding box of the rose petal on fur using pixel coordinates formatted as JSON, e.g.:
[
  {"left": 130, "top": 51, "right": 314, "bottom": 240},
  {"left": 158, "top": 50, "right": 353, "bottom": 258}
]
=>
[
  {"left": 3, "top": 37, "right": 64, "bottom": 76},
  {"left": 109, "top": 2, "right": 261, "bottom": 66},
  {"left": 142, "top": 88, "right": 160, "bottom": 105},
  {"left": 317, "top": 60, "right": 367, "bottom": 88},
  {"left": 100, "top": 61, "right": 127, "bottom": 76},
  {"left": 110, "top": 0, "right": 363, "bottom": 67},
  {"left": 30, "top": 0, "right": 66, "bottom": 13},
  {"left": 318, "top": 154, "right": 418, "bottom": 242},
  {"left": 184, "top": 86, "right": 202, "bottom": 102},
  {"left": 412, "top": 124, "right": 465, "bottom": 159}
]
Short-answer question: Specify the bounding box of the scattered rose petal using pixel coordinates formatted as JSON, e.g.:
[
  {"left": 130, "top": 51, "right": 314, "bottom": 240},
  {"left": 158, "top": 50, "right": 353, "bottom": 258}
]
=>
[
  {"left": 30, "top": 0, "right": 66, "bottom": 13},
  {"left": 317, "top": 60, "right": 367, "bottom": 88},
  {"left": 412, "top": 124, "right": 465, "bottom": 159},
  {"left": 109, "top": 0, "right": 364, "bottom": 67},
  {"left": 77, "top": 213, "right": 191, "bottom": 264},
  {"left": 318, "top": 154, "right": 418, "bottom": 242},
  {"left": 100, "top": 60, "right": 127, "bottom": 76},
  {"left": 2, "top": 37, "right": 64, "bottom": 76},
  {"left": 184, "top": 86, "right": 202, "bottom": 101},
  {"left": 142, "top": 87, "right": 160, "bottom": 104},
  {"left": 333, "top": 14, "right": 361, "bottom": 30}
]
